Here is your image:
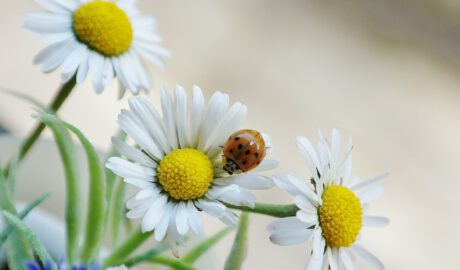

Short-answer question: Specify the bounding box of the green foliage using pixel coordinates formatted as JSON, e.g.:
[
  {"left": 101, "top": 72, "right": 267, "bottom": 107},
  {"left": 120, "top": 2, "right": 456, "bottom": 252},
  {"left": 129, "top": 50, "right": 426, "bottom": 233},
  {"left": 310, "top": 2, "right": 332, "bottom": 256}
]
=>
[
  {"left": 224, "top": 213, "right": 250, "bottom": 270},
  {"left": 37, "top": 113, "right": 106, "bottom": 264},
  {"left": 38, "top": 113, "right": 82, "bottom": 265},
  {"left": 3, "top": 211, "right": 56, "bottom": 270},
  {"left": 0, "top": 168, "right": 32, "bottom": 270},
  {"left": 182, "top": 227, "right": 233, "bottom": 264},
  {"left": 0, "top": 193, "right": 50, "bottom": 248}
]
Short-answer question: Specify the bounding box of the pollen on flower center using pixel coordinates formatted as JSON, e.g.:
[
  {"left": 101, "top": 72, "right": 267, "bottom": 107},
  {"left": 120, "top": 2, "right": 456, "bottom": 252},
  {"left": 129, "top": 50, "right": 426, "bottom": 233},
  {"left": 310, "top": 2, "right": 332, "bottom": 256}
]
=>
[
  {"left": 157, "top": 148, "right": 214, "bottom": 201},
  {"left": 73, "top": 0, "right": 133, "bottom": 56},
  {"left": 319, "top": 185, "right": 362, "bottom": 247}
]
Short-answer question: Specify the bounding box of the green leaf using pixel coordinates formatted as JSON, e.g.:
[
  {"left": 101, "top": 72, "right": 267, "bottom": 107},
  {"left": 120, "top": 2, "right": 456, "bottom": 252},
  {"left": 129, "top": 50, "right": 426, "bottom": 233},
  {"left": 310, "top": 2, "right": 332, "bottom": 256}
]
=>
[
  {"left": 182, "top": 227, "right": 233, "bottom": 264},
  {"left": 104, "top": 130, "right": 127, "bottom": 245},
  {"left": 225, "top": 203, "right": 298, "bottom": 218},
  {"left": 5, "top": 154, "right": 19, "bottom": 198},
  {"left": 38, "top": 113, "right": 82, "bottom": 265},
  {"left": 102, "top": 228, "right": 153, "bottom": 268},
  {"left": 0, "top": 168, "right": 32, "bottom": 269},
  {"left": 122, "top": 243, "right": 169, "bottom": 267},
  {"left": 149, "top": 256, "right": 197, "bottom": 270},
  {"left": 224, "top": 213, "right": 250, "bottom": 270},
  {"left": 110, "top": 177, "right": 126, "bottom": 245},
  {"left": 2, "top": 211, "right": 56, "bottom": 270},
  {"left": 37, "top": 113, "right": 106, "bottom": 264},
  {"left": 0, "top": 87, "right": 49, "bottom": 112},
  {"left": 0, "top": 193, "right": 51, "bottom": 248}
]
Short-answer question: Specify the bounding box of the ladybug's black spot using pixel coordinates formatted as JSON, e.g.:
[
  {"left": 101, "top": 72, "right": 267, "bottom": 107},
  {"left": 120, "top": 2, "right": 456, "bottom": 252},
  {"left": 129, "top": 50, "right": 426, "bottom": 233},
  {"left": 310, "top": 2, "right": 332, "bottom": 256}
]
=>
[
  {"left": 235, "top": 137, "right": 240, "bottom": 141},
  {"left": 254, "top": 152, "right": 259, "bottom": 158},
  {"left": 229, "top": 149, "right": 233, "bottom": 154},
  {"left": 243, "top": 160, "right": 247, "bottom": 165},
  {"left": 256, "top": 161, "right": 260, "bottom": 165},
  {"left": 238, "top": 144, "right": 243, "bottom": 150},
  {"left": 245, "top": 150, "right": 250, "bottom": 155}
]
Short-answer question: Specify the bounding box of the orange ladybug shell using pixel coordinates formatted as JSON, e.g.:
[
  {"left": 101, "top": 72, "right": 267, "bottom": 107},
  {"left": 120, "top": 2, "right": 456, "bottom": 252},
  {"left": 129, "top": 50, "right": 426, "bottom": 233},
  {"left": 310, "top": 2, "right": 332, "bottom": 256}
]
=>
[{"left": 222, "top": 129, "right": 266, "bottom": 174}]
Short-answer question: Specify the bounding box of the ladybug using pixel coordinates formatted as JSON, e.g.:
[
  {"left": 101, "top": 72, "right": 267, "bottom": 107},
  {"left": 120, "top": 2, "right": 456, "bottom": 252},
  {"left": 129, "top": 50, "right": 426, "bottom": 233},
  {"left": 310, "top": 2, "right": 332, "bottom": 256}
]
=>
[{"left": 222, "top": 129, "right": 267, "bottom": 175}]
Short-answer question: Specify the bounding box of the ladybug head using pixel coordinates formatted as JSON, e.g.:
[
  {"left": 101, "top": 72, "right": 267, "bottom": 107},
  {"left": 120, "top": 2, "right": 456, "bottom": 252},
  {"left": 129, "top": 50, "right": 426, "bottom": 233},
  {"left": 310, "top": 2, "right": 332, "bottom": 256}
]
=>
[{"left": 223, "top": 158, "right": 241, "bottom": 175}]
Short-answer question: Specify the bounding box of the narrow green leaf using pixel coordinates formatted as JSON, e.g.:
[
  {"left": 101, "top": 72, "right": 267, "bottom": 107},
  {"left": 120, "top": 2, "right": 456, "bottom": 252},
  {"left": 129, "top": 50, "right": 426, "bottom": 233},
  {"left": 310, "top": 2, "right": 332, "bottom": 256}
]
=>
[
  {"left": 104, "top": 130, "right": 127, "bottom": 245},
  {"left": 2, "top": 211, "right": 56, "bottom": 270},
  {"left": 225, "top": 203, "right": 298, "bottom": 218},
  {"left": 149, "top": 256, "right": 197, "bottom": 270},
  {"left": 182, "top": 227, "right": 233, "bottom": 263},
  {"left": 102, "top": 228, "right": 153, "bottom": 268},
  {"left": 0, "top": 168, "right": 32, "bottom": 269},
  {"left": 224, "top": 213, "right": 250, "bottom": 270},
  {"left": 0, "top": 193, "right": 51, "bottom": 248},
  {"left": 0, "top": 87, "right": 49, "bottom": 112},
  {"left": 37, "top": 113, "right": 106, "bottom": 264},
  {"left": 122, "top": 243, "right": 169, "bottom": 267},
  {"left": 110, "top": 177, "right": 126, "bottom": 245},
  {"left": 6, "top": 154, "right": 19, "bottom": 196},
  {"left": 39, "top": 113, "right": 81, "bottom": 265}
]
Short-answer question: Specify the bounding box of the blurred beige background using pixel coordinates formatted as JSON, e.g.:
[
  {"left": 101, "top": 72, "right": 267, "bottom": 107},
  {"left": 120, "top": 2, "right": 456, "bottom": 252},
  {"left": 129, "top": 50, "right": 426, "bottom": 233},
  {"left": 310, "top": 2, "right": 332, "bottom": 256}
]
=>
[{"left": 1, "top": 0, "right": 460, "bottom": 269}]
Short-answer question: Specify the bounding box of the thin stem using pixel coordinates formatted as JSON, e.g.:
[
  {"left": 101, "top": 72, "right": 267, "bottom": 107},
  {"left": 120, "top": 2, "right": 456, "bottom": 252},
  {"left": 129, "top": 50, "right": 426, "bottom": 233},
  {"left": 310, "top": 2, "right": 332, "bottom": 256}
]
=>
[
  {"left": 102, "top": 228, "right": 153, "bottom": 268},
  {"left": 122, "top": 243, "right": 169, "bottom": 267},
  {"left": 11, "top": 76, "right": 77, "bottom": 169},
  {"left": 225, "top": 203, "right": 298, "bottom": 218}
]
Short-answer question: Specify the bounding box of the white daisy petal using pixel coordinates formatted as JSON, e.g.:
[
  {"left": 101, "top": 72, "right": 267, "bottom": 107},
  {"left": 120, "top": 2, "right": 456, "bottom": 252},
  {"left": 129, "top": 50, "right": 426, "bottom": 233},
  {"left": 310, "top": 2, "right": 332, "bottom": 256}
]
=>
[
  {"left": 198, "top": 92, "right": 229, "bottom": 151},
  {"left": 106, "top": 157, "right": 155, "bottom": 179},
  {"left": 296, "top": 210, "right": 318, "bottom": 225},
  {"left": 350, "top": 172, "right": 388, "bottom": 191},
  {"left": 349, "top": 245, "right": 384, "bottom": 270},
  {"left": 357, "top": 184, "right": 385, "bottom": 203},
  {"left": 175, "top": 202, "right": 190, "bottom": 236},
  {"left": 174, "top": 85, "right": 188, "bottom": 149},
  {"left": 186, "top": 85, "right": 205, "bottom": 147},
  {"left": 327, "top": 248, "right": 338, "bottom": 270},
  {"left": 339, "top": 248, "right": 356, "bottom": 270},
  {"left": 295, "top": 195, "right": 317, "bottom": 214},
  {"left": 215, "top": 174, "right": 274, "bottom": 190},
  {"left": 111, "top": 137, "right": 156, "bottom": 167},
  {"left": 141, "top": 195, "right": 168, "bottom": 232},
  {"left": 186, "top": 201, "right": 202, "bottom": 235},
  {"left": 154, "top": 203, "right": 173, "bottom": 241},
  {"left": 161, "top": 87, "right": 179, "bottom": 150},
  {"left": 269, "top": 227, "right": 313, "bottom": 246},
  {"left": 297, "top": 136, "right": 321, "bottom": 180},
  {"left": 267, "top": 216, "right": 309, "bottom": 233},
  {"left": 250, "top": 159, "right": 279, "bottom": 173}
]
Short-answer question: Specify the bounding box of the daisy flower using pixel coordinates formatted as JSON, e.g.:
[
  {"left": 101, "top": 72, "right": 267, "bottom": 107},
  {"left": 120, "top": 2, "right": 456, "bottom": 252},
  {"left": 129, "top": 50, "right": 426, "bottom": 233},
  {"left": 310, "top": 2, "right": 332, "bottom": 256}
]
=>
[
  {"left": 24, "top": 0, "right": 170, "bottom": 97},
  {"left": 106, "top": 85, "right": 278, "bottom": 255},
  {"left": 268, "top": 129, "right": 388, "bottom": 270}
]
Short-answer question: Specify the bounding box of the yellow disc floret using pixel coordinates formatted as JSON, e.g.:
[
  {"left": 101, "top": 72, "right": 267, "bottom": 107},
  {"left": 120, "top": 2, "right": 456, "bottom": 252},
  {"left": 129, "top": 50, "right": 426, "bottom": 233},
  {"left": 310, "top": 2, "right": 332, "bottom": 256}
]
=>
[
  {"left": 73, "top": 0, "right": 133, "bottom": 56},
  {"left": 157, "top": 149, "right": 213, "bottom": 201},
  {"left": 319, "top": 185, "right": 362, "bottom": 247}
]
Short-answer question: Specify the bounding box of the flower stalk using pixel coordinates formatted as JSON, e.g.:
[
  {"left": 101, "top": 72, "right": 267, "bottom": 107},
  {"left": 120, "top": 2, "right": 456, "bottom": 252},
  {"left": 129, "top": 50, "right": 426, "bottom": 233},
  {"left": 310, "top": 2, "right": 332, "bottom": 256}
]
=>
[{"left": 225, "top": 203, "right": 298, "bottom": 218}]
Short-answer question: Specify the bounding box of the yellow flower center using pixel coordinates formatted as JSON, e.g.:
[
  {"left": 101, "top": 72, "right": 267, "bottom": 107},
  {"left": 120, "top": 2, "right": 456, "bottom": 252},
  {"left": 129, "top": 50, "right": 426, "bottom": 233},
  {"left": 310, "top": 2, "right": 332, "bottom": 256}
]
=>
[
  {"left": 73, "top": 0, "right": 133, "bottom": 56},
  {"left": 319, "top": 185, "right": 362, "bottom": 247},
  {"left": 157, "top": 149, "right": 214, "bottom": 201}
]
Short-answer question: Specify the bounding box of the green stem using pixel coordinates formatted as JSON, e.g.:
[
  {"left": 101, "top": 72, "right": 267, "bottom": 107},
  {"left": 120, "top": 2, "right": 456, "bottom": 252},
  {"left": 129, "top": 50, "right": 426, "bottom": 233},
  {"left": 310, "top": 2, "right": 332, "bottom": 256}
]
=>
[
  {"left": 225, "top": 203, "right": 298, "bottom": 218},
  {"left": 102, "top": 228, "right": 153, "bottom": 268},
  {"left": 13, "top": 76, "right": 77, "bottom": 167},
  {"left": 122, "top": 243, "right": 169, "bottom": 267},
  {"left": 149, "top": 256, "right": 197, "bottom": 270}
]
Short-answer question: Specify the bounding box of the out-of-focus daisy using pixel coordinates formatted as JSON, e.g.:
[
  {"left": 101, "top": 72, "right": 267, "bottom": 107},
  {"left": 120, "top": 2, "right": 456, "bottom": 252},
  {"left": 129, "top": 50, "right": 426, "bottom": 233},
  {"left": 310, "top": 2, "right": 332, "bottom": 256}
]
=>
[
  {"left": 106, "top": 85, "right": 277, "bottom": 256},
  {"left": 268, "top": 129, "right": 388, "bottom": 270},
  {"left": 24, "top": 0, "right": 170, "bottom": 97}
]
